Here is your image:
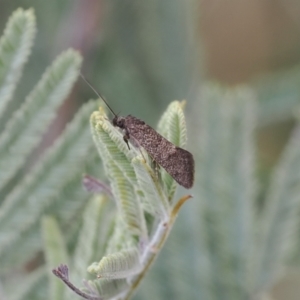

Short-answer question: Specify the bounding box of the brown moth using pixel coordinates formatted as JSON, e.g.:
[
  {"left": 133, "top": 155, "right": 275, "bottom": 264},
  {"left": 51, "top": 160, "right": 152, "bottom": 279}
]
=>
[{"left": 81, "top": 74, "right": 194, "bottom": 189}]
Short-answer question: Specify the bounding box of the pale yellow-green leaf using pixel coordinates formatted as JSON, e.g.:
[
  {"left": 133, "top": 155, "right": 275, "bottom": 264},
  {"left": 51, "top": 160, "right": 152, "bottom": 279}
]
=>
[
  {"left": 83, "top": 278, "right": 128, "bottom": 300},
  {"left": 132, "top": 155, "right": 169, "bottom": 219},
  {"left": 88, "top": 248, "right": 141, "bottom": 279},
  {"left": 69, "top": 196, "right": 111, "bottom": 289},
  {"left": 157, "top": 100, "right": 188, "bottom": 198},
  {"left": 90, "top": 109, "right": 147, "bottom": 238}
]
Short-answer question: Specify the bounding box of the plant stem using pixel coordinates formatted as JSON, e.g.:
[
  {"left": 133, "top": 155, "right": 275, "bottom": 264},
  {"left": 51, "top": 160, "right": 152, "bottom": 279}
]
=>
[{"left": 123, "top": 194, "right": 192, "bottom": 300}]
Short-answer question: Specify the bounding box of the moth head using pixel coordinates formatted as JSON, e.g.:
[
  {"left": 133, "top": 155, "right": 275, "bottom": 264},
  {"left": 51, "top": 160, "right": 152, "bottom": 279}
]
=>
[{"left": 113, "top": 116, "right": 125, "bottom": 129}]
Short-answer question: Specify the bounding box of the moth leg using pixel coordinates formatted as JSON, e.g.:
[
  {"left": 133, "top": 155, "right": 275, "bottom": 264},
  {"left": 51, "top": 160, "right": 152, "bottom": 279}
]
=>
[
  {"left": 153, "top": 159, "right": 160, "bottom": 172},
  {"left": 152, "top": 159, "right": 162, "bottom": 183},
  {"left": 123, "top": 132, "right": 130, "bottom": 150}
]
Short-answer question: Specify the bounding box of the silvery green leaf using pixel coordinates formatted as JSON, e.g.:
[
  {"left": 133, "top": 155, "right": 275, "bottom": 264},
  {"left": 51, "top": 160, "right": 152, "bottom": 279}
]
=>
[
  {"left": 157, "top": 100, "right": 188, "bottom": 199},
  {"left": 105, "top": 215, "right": 137, "bottom": 255},
  {"left": 0, "top": 100, "right": 98, "bottom": 257},
  {"left": 0, "top": 49, "right": 82, "bottom": 191},
  {"left": 0, "top": 153, "right": 100, "bottom": 272},
  {"left": 131, "top": 155, "right": 169, "bottom": 219},
  {"left": 254, "top": 124, "right": 300, "bottom": 291},
  {"left": 90, "top": 110, "right": 147, "bottom": 238},
  {"left": 42, "top": 216, "right": 69, "bottom": 300},
  {"left": 194, "top": 84, "right": 256, "bottom": 298},
  {"left": 83, "top": 279, "right": 128, "bottom": 300},
  {"left": 87, "top": 248, "right": 142, "bottom": 279},
  {"left": 157, "top": 100, "right": 187, "bottom": 148},
  {"left": 68, "top": 196, "right": 113, "bottom": 291},
  {"left": 0, "top": 8, "right": 36, "bottom": 116},
  {"left": 90, "top": 109, "right": 137, "bottom": 185}
]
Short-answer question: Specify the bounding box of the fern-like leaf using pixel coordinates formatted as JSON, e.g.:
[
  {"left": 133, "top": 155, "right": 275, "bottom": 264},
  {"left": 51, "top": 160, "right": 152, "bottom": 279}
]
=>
[
  {"left": 54, "top": 100, "right": 191, "bottom": 299},
  {"left": 105, "top": 215, "right": 137, "bottom": 255},
  {"left": 83, "top": 279, "right": 128, "bottom": 300},
  {"left": 42, "top": 216, "right": 69, "bottom": 300},
  {"left": 194, "top": 84, "right": 256, "bottom": 298},
  {"left": 253, "top": 124, "right": 300, "bottom": 291},
  {"left": 68, "top": 196, "right": 112, "bottom": 290},
  {"left": 90, "top": 109, "right": 147, "bottom": 238},
  {"left": 0, "top": 153, "right": 100, "bottom": 271},
  {"left": 0, "top": 100, "right": 98, "bottom": 258},
  {"left": 131, "top": 156, "right": 170, "bottom": 219},
  {"left": 0, "top": 8, "right": 36, "bottom": 116},
  {"left": 157, "top": 100, "right": 187, "bottom": 199},
  {"left": 157, "top": 100, "right": 187, "bottom": 148},
  {"left": 90, "top": 108, "right": 137, "bottom": 185},
  {"left": 0, "top": 49, "right": 82, "bottom": 191},
  {"left": 88, "top": 248, "right": 142, "bottom": 279}
]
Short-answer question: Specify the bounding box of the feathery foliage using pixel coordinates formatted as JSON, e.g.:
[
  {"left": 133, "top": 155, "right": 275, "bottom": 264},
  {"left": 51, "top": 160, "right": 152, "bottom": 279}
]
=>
[
  {"left": 157, "top": 100, "right": 187, "bottom": 199},
  {"left": 133, "top": 81, "right": 300, "bottom": 300},
  {"left": 0, "top": 49, "right": 82, "bottom": 191},
  {"left": 42, "top": 216, "right": 69, "bottom": 300},
  {"left": 0, "top": 8, "right": 36, "bottom": 117},
  {"left": 0, "top": 100, "right": 99, "bottom": 269},
  {"left": 0, "top": 8, "right": 102, "bottom": 300},
  {"left": 88, "top": 248, "right": 142, "bottom": 279},
  {"left": 51, "top": 102, "right": 191, "bottom": 299},
  {"left": 193, "top": 85, "right": 256, "bottom": 299},
  {"left": 254, "top": 122, "right": 300, "bottom": 290},
  {"left": 67, "top": 196, "right": 114, "bottom": 290},
  {"left": 3, "top": 6, "right": 300, "bottom": 300}
]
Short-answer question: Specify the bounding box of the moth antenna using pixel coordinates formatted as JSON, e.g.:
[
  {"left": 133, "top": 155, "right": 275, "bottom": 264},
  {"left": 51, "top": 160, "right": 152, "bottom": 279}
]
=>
[{"left": 80, "top": 73, "right": 117, "bottom": 117}]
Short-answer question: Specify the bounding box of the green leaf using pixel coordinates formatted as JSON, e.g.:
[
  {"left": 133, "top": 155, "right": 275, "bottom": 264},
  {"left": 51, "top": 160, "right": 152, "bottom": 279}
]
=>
[
  {"left": 194, "top": 84, "right": 256, "bottom": 299},
  {"left": 90, "top": 108, "right": 137, "bottom": 185},
  {"left": 0, "top": 8, "right": 36, "bottom": 116},
  {"left": 0, "top": 49, "right": 82, "bottom": 191},
  {"left": 52, "top": 101, "right": 191, "bottom": 299},
  {"left": 83, "top": 279, "right": 128, "bottom": 300},
  {"left": 88, "top": 248, "right": 141, "bottom": 279},
  {"left": 157, "top": 100, "right": 187, "bottom": 148},
  {"left": 0, "top": 100, "right": 98, "bottom": 257},
  {"left": 69, "top": 196, "right": 113, "bottom": 288},
  {"left": 254, "top": 123, "right": 300, "bottom": 290},
  {"left": 90, "top": 109, "right": 147, "bottom": 238},
  {"left": 42, "top": 216, "right": 69, "bottom": 300},
  {"left": 105, "top": 215, "right": 137, "bottom": 255},
  {"left": 0, "top": 153, "right": 100, "bottom": 272},
  {"left": 157, "top": 100, "right": 187, "bottom": 199},
  {"left": 131, "top": 155, "right": 169, "bottom": 219}
]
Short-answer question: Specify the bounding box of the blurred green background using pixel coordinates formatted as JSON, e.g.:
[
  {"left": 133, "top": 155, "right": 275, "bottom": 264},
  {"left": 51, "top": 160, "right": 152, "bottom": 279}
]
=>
[
  {"left": 2, "top": 0, "right": 300, "bottom": 166},
  {"left": 2, "top": 1, "right": 300, "bottom": 299}
]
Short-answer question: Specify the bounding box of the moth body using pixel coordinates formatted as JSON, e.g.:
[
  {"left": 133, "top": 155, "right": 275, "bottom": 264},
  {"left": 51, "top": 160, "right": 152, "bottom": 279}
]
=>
[{"left": 113, "top": 115, "right": 194, "bottom": 189}]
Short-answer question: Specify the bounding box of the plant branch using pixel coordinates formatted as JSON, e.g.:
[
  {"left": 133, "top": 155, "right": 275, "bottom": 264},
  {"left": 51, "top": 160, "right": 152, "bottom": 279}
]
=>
[
  {"left": 52, "top": 264, "right": 102, "bottom": 300},
  {"left": 124, "top": 194, "right": 192, "bottom": 300}
]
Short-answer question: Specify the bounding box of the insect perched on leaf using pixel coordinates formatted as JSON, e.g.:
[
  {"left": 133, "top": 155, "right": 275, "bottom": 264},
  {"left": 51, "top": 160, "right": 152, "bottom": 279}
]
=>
[{"left": 81, "top": 74, "right": 194, "bottom": 189}]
